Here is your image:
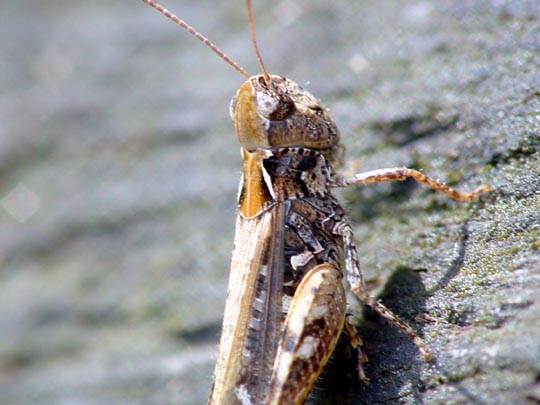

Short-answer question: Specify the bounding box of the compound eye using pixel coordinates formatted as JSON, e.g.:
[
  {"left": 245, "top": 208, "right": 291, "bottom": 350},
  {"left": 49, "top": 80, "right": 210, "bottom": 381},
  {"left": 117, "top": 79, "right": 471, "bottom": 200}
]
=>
[
  {"left": 255, "top": 91, "right": 295, "bottom": 121},
  {"left": 270, "top": 94, "right": 295, "bottom": 121}
]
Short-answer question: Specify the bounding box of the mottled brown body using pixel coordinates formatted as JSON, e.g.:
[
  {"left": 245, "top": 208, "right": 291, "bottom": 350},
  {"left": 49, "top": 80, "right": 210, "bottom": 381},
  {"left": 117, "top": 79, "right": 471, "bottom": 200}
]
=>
[{"left": 209, "top": 77, "right": 356, "bottom": 404}]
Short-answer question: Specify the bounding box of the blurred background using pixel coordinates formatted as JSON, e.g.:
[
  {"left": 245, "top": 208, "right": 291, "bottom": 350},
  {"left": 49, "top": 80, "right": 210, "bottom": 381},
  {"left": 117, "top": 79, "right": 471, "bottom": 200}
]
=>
[{"left": 1, "top": 1, "right": 539, "bottom": 404}]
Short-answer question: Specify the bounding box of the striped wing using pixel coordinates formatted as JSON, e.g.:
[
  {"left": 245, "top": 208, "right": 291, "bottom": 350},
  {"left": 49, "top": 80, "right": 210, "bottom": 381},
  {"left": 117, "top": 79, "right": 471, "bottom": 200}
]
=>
[{"left": 210, "top": 203, "right": 286, "bottom": 404}]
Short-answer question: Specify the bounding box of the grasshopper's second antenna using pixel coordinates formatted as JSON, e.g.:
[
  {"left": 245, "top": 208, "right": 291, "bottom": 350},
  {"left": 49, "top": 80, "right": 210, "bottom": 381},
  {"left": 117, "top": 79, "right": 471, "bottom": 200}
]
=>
[
  {"left": 142, "top": 0, "right": 249, "bottom": 79},
  {"left": 246, "top": 0, "right": 271, "bottom": 82}
]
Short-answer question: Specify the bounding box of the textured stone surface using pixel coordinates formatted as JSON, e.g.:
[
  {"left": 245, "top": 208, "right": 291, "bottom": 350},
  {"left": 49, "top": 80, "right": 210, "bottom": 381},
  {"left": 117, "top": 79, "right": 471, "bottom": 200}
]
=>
[{"left": 1, "top": 1, "right": 539, "bottom": 404}]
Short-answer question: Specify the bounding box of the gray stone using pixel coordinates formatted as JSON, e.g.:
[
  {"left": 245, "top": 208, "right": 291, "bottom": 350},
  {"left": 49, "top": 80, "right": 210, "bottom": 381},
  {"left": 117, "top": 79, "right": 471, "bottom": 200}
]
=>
[{"left": 1, "top": 0, "right": 538, "bottom": 404}]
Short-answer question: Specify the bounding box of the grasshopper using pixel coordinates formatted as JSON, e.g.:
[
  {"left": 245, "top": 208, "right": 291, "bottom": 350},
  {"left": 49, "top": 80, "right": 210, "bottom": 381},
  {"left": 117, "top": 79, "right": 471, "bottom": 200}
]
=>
[{"left": 142, "top": 1, "right": 493, "bottom": 403}]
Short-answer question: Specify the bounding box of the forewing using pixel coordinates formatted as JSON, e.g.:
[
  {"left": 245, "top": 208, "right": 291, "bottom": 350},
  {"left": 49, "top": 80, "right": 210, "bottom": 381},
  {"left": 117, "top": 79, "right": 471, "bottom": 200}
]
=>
[{"left": 210, "top": 204, "right": 286, "bottom": 404}]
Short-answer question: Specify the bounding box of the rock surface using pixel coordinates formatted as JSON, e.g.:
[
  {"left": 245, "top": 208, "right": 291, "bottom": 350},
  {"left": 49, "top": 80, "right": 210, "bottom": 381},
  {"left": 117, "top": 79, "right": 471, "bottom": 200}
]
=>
[{"left": 1, "top": 0, "right": 539, "bottom": 404}]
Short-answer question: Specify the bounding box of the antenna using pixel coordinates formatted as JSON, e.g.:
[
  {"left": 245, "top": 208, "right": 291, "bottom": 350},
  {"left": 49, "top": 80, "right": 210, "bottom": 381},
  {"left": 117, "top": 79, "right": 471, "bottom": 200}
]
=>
[
  {"left": 246, "top": 0, "right": 271, "bottom": 82},
  {"left": 142, "top": 0, "right": 249, "bottom": 78}
]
